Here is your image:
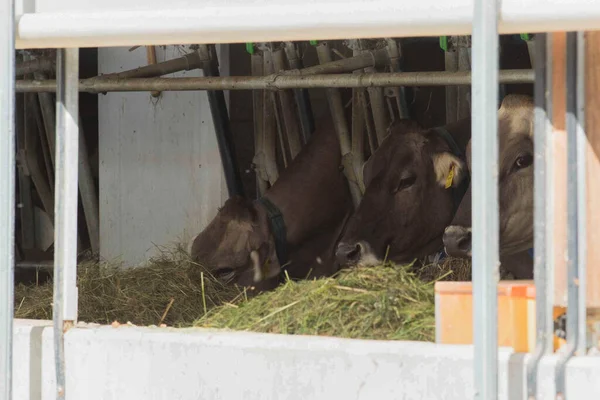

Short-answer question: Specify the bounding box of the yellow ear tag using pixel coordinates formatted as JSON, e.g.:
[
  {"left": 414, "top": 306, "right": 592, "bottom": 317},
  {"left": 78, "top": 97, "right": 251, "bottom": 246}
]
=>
[{"left": 445, "top": 164, "right": 455, "bottom": 189}]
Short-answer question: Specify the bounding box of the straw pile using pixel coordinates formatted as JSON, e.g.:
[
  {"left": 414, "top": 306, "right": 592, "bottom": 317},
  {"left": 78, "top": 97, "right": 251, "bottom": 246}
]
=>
[
  {"left": 14, "top": 246, "right": 242, "bottom": 326},
  {"left": 193, "top": 258, "right": 471, "bottom": 342},
  {"left": 14, "top": 246, "right": 474, "bottom": 342}
]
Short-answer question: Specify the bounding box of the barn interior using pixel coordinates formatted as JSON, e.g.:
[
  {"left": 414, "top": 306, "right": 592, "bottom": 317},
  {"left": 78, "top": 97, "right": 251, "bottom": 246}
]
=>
[{"left": 12, "top": 36, "right": 535, "bottom": 333}]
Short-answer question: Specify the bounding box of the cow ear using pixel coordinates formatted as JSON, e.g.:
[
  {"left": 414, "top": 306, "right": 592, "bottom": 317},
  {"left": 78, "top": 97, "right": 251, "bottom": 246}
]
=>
[
  {"left": 432, "top": 152, "right": 467, "bottom": 188},
  {"left": 362, "top": 150, "right": 384, "bottom": 187},
  {"left": 249, "top": 245, "right": 281, "bottom": 283}
]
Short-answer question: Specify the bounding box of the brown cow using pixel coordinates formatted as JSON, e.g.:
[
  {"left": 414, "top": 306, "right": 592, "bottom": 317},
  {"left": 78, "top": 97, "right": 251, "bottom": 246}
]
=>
[
  {"left": 190, "top": 117, "right": 354, "bottom": 293},
  {"left": 442, "top": 94, "right": 535, "bottom": 279},
  {"left": 335, "top": 117, "right": 472, "bottom": 267}
]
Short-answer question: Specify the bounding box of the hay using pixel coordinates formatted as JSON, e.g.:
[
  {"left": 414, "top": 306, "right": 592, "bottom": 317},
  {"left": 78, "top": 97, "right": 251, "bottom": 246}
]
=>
[
  {"left": 194, "top": 262, "right": 441, "bottom": 342},
  {"left": 14, "top": 246, "right": 475, "bottom": 342},
  {"left": 416, "top": 256, "right": 472, "bottom": 282},
  {"left": 14, "top": 246, "right": 242, "bottom": 326}
]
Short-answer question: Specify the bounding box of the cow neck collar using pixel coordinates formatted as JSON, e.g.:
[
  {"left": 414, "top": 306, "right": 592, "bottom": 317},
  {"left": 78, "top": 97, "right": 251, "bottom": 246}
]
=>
[
  {"left": 431, "top": 126, "right": 471, "bottom": 214},
  {"left": 256, "top": 196, "right": 289, "bottom": 266}
]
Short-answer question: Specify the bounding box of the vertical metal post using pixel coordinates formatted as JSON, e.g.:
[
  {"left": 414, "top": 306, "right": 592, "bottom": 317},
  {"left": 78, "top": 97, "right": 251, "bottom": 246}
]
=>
[
  {"left": 0, "top": 0, "right": 16, "bottom": 399},
  {"left": 526, "top": 33, "right": 556, "bottom": 400},
  {"left": 197, "top": 45, "right": 245, "bottom": 198},
  {"left": 471, "top": 0, "right": 499, "bottom": 399},
  {"left": 556, "top": 31, "right": 587, "bottom": 400},
  {"left": 284, "top": 42, "right": 315, "bottom": 143},
  {"left": 444, "top": 38, "right": 458, "bottom": 124},
  {"left": 53, "top": 48, "right": 80, "bottom": 400}
]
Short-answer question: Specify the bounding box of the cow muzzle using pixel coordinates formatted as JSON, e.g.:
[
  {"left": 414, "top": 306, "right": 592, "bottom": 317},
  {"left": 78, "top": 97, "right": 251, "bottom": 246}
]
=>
[
  {"left": 335, "top": 241, "right": 381, "bottom": 267},
  {"left": 443, "top": 225, "right": 472, "bottom": 258}
]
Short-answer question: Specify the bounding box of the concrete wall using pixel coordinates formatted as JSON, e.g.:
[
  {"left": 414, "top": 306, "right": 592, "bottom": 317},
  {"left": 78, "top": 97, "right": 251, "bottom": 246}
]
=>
[
  {"left": 98, "top": 45, "right": 228, "bottom": 266},
  {"left": 11, "top": 319, "right": 600, "bottom": 400}
]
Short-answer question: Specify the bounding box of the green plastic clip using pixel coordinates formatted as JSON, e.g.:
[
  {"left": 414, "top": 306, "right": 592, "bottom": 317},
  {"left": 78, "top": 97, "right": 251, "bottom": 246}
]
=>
[
  {"left": 520, "top": 33, "right": 531, "bottom": 41},
  {"left": 246, "top": 43, "right": 255, "bottom": 54},
  {"left": 309, "top": 40, "right": 318, "bottom": 46},
  {"left": 439, "top": 36, "right": 448, "bottom": 52}
]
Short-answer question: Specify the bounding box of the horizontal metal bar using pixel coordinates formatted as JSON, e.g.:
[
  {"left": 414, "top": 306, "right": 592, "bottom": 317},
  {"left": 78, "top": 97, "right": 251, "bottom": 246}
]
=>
[
  {"left": 16, "top": 261, "right": 54, "bottom": 269},
  {"left": 16, "top": 56, "right": 54, "bottom": 77},
  {"left": 15, "top": 69, "right": 533, "bottom": 93},
  {"left": 14, "top": 0, "right": 600, "bottom": 49},
  {"left": 99, "top": 51, "right": 204, "bottom": 79}
]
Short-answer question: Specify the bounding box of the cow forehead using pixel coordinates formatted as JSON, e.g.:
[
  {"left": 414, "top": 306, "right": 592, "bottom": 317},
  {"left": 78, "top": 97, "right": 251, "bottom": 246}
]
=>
[{"left": 498, "top": 97, "right": 534, "bottom": 140}]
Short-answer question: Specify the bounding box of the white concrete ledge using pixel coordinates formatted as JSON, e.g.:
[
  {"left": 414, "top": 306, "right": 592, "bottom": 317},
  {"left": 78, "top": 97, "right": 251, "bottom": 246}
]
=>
[
  {"left": 14, "top": 0, "right": 600, "bottom": 49},
  {"left": 11, "top": 318, "right": 600, "bottom": 399}
]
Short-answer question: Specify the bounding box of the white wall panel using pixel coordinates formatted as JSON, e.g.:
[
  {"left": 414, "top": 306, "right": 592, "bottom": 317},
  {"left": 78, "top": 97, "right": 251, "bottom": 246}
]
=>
[{"left": 98, "top": 45, "right": 227, "bottom": 266}]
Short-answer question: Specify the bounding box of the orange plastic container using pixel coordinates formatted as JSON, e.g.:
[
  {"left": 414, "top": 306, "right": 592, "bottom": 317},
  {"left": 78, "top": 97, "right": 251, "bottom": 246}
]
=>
[
  {"left": 510, "top": 285, "right": 566, "bottom": 352},
  {"left": 434, "top": 280, "right": 534, "bottom": 347},
  {"left": 435, "top": 280, "right": 566, "bottom": 352}
]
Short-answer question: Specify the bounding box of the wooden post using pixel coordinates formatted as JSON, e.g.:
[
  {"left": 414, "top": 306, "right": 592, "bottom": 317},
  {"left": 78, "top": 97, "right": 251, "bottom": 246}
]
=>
[
  {"left": 584, "top": 31, "right": 600, "bottom": 309},
  {"left": 553, "top": 30, "right": 600, "bottom": 318}
]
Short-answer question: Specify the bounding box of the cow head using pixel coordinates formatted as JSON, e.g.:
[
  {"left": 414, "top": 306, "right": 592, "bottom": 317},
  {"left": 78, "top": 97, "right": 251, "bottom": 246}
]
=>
[
  {"left": 335, "top": 122, "right": 469, "bottom": 267},
  {"left": 190, "top": 195, "right": 281, "bottom": 291},
  {"left": 443, "top": 94, "right": 534, "bottom": 258}
]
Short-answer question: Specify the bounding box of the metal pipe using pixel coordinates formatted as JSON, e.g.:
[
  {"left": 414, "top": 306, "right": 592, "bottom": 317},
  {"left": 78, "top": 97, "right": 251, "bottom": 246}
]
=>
[
  {"left": 53, "top": 47, "right": 81, "bottom": 400},
  {"left": 250, "top": 52, "right": 269, "bottom": 197},
  {"left": 34, "top": 72, "right": 57, "bottom": 168},
  {"left": 16, "top": 59, "right": 36, "bottom": 251},
  {"left": 444, "top": 39, "right": 459, "bottom": 124},
  {"left": 0, "top": 0, "right": 16, "bottom": 398},
  {"left": 77, "top": 117, "right": 100, "bottom": 254},
  {"left": 99, "top": 51, "right": 204, "bottom": 79},
  {"left": 316, "top": 42, "right": 362, "bottom": 207},
  {"left": 260, "top": 45, "right": 280, "bottom": 185},
  {"left": 457, "top": 36, "right": 471, "bottom": 120},
  {"left": 526, "top": 32, "right": 554, "bottom": 400},
  {"left": 556, "top": 31, "right": 587, "bottom": 400},
  {"left": 29, "top": 88, "right": 54, "bottom": 188},
  {"left": 284, "top": 42, "right": 315, "bottom": 142},
  {"left": 471, "top": 0, "right": 499, "bottom": 398},
  {"left": 16, "top": 261, "right": 53, "bottom": 269},
  {"left": 351, "top": 87, "right": 366, "bottom": 194},
  {"left": 24, "top": 93, "right": 54, "bottom": 220},
  {"left": 284, "top": 48, "right": 389, "bottom": 76},
  {"left": 384, "top": 38, "right": 410, "bottom": 120},
  {"left": 197, "top": 44, "right": 245, "bottom": 198},
  {"left": 14, "top": 1, "right": 600, "bottom": 50},
  {"left": 16, "top": 56, "right": 55, "bottom": 77},
  {"left": 273, "top": 47, "right": 302, "bottom": 160},
  {"left": 15, "top": 69, "right": 534, "bottom": 93}
]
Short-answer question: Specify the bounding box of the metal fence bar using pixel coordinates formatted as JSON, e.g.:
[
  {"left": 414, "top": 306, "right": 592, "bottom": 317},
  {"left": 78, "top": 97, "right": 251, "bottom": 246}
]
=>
[
  {"left": 14, "top": 69, "right": 535, "bottom": 93},
  {"left": 53, "top": 47, "right": 80, "bottom": 400},
  {"left": 526, "top": 32, "right": 555, "bottom": 400},
  {"left": 0, "top": 0, "right": 16, "bottom": 398},
  {"left": 556, "top": 31, "right": 587, "bottom": 400},
  {"left": 471, "top": 0, "right": 499, "bottom": 399}
]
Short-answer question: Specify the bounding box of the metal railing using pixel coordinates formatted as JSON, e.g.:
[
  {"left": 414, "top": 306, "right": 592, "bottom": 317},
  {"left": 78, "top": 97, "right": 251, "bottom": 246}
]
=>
[
  {"left": 0, "top": 0, "right": 16, "bottom": 398},
  {"left": 471, "top": 0, "right": 500, "bottom": 398},
  {"left": 0, "top": 5, "right": 595, "bottom": 400}
]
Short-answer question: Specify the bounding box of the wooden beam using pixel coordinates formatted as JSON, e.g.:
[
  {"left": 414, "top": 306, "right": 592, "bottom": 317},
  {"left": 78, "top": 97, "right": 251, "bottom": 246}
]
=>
[
  {"left": 584, "top": 31, "right": 600, "bottom": 308},
  {"left": 553, "top": 31, "right": 600, "bottom": 310}
]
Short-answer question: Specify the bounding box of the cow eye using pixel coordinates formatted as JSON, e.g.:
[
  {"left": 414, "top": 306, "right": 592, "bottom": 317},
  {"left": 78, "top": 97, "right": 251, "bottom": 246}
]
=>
[
  {"left": 514, "top": 153, "right": 533, "bottom": 170},
  {"left": 392, "top": 175, "right": 417, "bottom": 193},
  {"left": 215, "top": 268, "right": 236, "bottom": 282}
]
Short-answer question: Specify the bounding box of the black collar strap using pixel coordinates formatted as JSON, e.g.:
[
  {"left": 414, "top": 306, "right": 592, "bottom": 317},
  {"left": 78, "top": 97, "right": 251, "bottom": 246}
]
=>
[
  {"left": 432, "top": 126, "right": 471, "bottom": 213},
  {"left": 256, "top": 196, "right": 289, "bottom": 266}
]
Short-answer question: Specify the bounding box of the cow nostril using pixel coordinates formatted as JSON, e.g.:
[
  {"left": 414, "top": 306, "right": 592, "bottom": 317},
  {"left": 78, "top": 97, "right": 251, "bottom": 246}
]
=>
[
  {"left": 346, "top": 244, "right": 362, "bottom": 262},
  {"left": 456, "top": 232, "right": 472, "bottom": 252}
]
